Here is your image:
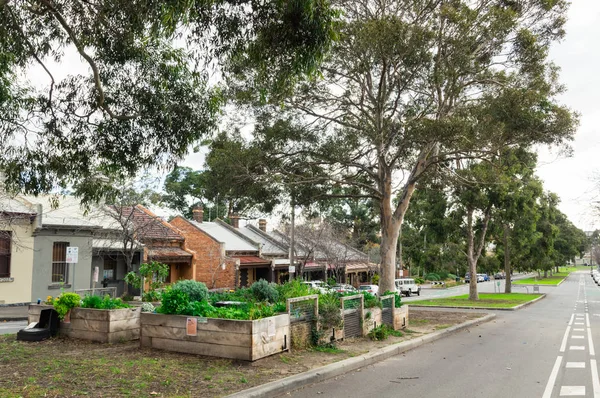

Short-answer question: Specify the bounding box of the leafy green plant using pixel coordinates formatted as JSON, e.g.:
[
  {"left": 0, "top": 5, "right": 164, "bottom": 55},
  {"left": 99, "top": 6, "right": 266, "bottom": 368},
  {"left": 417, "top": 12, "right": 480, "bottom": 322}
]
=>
[
  {"left": 157, "top": 287, "right": 190, "bottom": 315},
  {"left": 275, "top": 279, "right": 311, "bottom": 300},
  {"left": 368, "top": 325, "right": 403, "bottom": 341},
  {"left": 249, "top": 303, "right": 275, "bottom": 319},
  {"left": 371, "top": 273, "right": 380, "bottom": 285},
  {"left": 414, "top": 277, "right": 425, "bottom": 284},
  {"left": 362, "top": 292, "right": 381, "bottom": 309},
  {"left": 425, "top": 273, "right": 440, "bottom": 281},
  {"left": 142, "top": 290, "right": 162, "bottom": 302},
  {"left": 81, "top": 294, "right": 130, "bottom": 310},
  {"left": 327, "top": 277, "right": 337, "bottom": 287},
  {"left": 273, "top": 302, "right": 287, "bottom": 313},
  {"left": 250, "top": 279, "right": 279, "bottom": 303},
  {"left": 53, "top": 293, "right": 81, "bottom": 320},
  {"left": 172, "top": 280, "right": 209, "bottom": 302},
  {"left": 141, "top": 302, "right": 155, "bottom": 313}
]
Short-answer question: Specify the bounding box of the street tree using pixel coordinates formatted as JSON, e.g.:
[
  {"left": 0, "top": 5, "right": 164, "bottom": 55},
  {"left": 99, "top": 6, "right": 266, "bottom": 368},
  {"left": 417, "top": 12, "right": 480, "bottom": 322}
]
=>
[
  {"left": 245, "top": 0, "right": 578, "bottom": 294},
  {"left": 0, "top": 0, "right": 336, "bottom": 202}
]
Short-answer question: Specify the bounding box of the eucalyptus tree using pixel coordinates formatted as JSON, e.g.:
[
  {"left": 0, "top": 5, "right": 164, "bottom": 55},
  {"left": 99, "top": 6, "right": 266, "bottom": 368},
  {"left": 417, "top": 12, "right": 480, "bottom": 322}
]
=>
[
  {"left": 0, "top": 0, "right": 336, "bottom": 202},
  {"left": 246, "top": 0, "right": 577, "bottom": 293}
]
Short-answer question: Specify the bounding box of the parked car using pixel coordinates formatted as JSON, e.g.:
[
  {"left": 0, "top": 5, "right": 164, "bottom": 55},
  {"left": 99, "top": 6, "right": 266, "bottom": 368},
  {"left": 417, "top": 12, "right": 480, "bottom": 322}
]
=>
[
  {"left": 494, "top": 273, "right": 505, "bottom": 280},
  {"left": 476, "top": 274, "right": 485, "bottom": 283},
  {"left": 482, "top": 274, "right": 490, "bottom": 281},
  {"left": 332, "top": 284, "right": 357, "bottom": 294},
  {"left": 465, "top": 273, "right": 471, "bottom": 283},
  {"left": 359, "top": 285, "right": 379, "bottom": 295},
  {"left": 394, "top": 278, "right": 421, "bottom": 297},
  {"left": 302, "top": 280, "right": 330, "bottom": 294}
]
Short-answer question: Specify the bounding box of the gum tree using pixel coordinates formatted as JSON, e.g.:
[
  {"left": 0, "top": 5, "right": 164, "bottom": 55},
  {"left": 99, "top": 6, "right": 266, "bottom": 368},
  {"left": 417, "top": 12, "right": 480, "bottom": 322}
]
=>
[{"left": 247, "top": 0, "right": 578, "bottom": 293}]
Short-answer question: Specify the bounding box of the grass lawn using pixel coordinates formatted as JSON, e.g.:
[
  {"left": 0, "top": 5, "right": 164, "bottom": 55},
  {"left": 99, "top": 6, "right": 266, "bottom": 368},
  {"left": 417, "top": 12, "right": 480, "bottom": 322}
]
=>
[{"left": 409, "top": 293, "right": 543, "bottom": 308}]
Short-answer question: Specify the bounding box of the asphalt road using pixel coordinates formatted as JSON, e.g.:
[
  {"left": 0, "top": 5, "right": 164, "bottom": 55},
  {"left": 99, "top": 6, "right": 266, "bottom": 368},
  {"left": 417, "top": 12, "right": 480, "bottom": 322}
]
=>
[
  {"left": 0, "top": 320, "right": 26, "bottom": 335},
  {"left": 287, "top": 271, "right": 596, "bottom": 397}
]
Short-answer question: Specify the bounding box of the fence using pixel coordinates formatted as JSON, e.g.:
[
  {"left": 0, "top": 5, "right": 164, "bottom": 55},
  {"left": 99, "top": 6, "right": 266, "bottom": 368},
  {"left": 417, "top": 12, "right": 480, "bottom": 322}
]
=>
[
  {"left": 341, "top": 294, "right": 364, "bottom": 338},
  {"left": 287, "top": 294, "right": 319, "bottom": 349},
  {"left": 75, "top": 287, "right": 117, "bottom": 298}
]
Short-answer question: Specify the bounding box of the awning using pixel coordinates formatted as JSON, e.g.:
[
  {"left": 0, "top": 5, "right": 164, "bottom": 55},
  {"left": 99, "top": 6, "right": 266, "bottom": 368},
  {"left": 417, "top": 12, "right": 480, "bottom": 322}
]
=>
[
  {"left": 148, "top": 247, "right": 192, "bottom": 263},
  {"left": 236, "top": 256, "right": 271, "bottom": 265}
]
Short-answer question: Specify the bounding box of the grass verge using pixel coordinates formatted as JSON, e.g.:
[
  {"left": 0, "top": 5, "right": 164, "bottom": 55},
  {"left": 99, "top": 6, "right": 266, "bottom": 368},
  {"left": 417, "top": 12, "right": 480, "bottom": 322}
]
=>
[{"left": 408, "top": 293, "right": 543, "bottom": 308}]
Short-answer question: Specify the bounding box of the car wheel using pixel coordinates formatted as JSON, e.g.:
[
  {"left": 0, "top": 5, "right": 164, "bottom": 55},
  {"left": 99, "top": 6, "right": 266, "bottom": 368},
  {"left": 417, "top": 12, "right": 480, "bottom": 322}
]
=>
[
  {"left": 416, "top": 289, "right": 420, "bottom": 296},
  {"left": 407, "top": 290, "right": 412, "bottom": 297}
]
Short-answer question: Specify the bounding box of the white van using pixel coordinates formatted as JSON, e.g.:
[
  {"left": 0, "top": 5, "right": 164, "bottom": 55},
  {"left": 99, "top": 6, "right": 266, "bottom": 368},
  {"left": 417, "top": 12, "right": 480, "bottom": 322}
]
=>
[{"left": 395, "top": 278, "right": 421, "bottom": 297}]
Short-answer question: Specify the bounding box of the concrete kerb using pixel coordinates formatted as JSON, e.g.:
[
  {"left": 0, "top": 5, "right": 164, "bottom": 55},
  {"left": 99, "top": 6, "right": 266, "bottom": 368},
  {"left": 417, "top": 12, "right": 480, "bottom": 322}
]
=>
[
  {"left": 225, "top": 313, "right": 496, "bottom": 398},
  {"left": 0, "top": 316, "right": 28, "bottom": 322},
  {"left": 409, "top": 293, "right": 546, "bottom": 312}
]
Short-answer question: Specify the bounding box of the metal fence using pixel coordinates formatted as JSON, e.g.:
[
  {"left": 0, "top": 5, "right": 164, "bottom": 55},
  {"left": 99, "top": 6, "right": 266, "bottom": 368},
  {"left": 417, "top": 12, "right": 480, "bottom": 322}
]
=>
[
  {"left": 380, "top": 294, "right": 395, "bottom": 327},
  {"left": 341, "top": 294, "right": 364, "bottom": 338},
  {"left": 75, "top": 287, "right": 117, "bottom": 298}
]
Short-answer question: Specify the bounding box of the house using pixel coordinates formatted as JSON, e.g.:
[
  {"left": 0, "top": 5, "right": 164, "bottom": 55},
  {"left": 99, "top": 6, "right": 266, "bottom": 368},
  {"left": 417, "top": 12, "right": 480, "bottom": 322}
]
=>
[
  {"left": 0, "top": 197, "right": 37, "bottom": 305},
  {"left": 170, "top": 208, "right": 274, "bottom": 289},
  {"left": 92, "top": 205, "right": 193, "bottom": 295}
]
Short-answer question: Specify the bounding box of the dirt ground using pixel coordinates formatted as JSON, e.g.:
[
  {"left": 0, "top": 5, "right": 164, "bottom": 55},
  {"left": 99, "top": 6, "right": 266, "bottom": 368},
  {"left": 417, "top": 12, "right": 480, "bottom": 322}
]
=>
[{"left": 0, "top": 309, "right": 487, "bottom": 398}]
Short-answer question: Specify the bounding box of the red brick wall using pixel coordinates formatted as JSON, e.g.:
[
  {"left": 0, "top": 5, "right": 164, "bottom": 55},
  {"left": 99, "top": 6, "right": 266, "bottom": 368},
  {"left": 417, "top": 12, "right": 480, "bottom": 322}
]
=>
[{"left": 170, "top": 217, "right": 236, "bottom": 289}]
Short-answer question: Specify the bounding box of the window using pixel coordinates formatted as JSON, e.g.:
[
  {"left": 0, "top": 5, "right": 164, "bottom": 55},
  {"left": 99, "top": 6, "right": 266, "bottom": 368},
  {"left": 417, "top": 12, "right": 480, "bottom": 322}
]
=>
[
  {"left": 0, "top": 232, "right": 11, "bottom": 278},
  {"left": 52, "top": 242, "right": 69, "bottom": 283},
  {"left": 103, "top": 258, "right": 116, "bottom": 281}
]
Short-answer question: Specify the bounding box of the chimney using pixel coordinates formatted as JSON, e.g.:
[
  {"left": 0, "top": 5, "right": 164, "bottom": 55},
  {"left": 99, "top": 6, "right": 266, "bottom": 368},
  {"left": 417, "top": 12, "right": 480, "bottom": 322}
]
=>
[
  {"left": 230, "top": 214, "right": 240, "bottom": 229},
  {"left": 192, "top": 206, "right": 204, "bottom": 223},
  {"left": 259, "top": 219, "right": 267, "bottom": 232}
]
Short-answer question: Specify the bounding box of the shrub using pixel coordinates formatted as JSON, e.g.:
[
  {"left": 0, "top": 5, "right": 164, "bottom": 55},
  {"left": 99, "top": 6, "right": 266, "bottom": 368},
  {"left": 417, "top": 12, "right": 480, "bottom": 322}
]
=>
[
  {"left": 157, "top": 287, "right": 190, "bottom": 315},
  {"left": 141, "top": 302, "right": 155, "bottom": 313},
  {"left": 81, "top": 295, "right": 102, "bottom": 309},
  {"left": 368, "top": 324, "right": 403, "bottom": 341},
  {"left": 414, "top": 277, "right": 425, "bottom": 284},
  {"left": 53, "top": 293, "right": 81, "bottom": 320},
  {"left": 425, "top": 273, "right": 440, "bottom": 281},
  {"left": 447, "top": 273, "right": 457, "bottom": 280},
  {"left": 250, "top": 279, "right": 279, "bottom": 303},
  {"left": 142, "top": 290, "right": 162, "bottom": 302},
  {"left": 371, "top": 273, "right": 380, "bottom": 285},
  {"left": 318, "top": 293, "right": 343, "bottom": 331},
  {"left": 81, "top": 295, "right": 129, "bottom": 310},
  {"left": 273, "top": 302, "right": 287, "bottom": 313},
  {"left": 362, "top": 292, "right": 381, "bottom": 309},
  {"left": 276, "top": 279, "right": 311, "bottom": 300},
  {"left": 172, "top": 280, "right": 209, "bottom": 302},
  {"left": 437, "top": 270, "right": 449, "bottom": 280},
  {"left": 187, "top": 300, "right": 217, "bottom": 317}
]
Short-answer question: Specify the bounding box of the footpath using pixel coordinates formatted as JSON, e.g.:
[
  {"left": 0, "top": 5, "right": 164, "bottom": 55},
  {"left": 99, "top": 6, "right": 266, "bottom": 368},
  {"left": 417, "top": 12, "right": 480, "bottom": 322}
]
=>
[{"left": 0, "top": 304, "right": 28, "bottom": 321}]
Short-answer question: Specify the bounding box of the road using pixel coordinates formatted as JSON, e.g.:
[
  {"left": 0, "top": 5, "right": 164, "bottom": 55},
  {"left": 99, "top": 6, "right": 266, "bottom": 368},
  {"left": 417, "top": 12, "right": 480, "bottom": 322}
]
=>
[
  {"left": 402, "top": 273, "right": 534, "bottom": 303},
  {"left": 287, "top": 271, "right": 597, "bottom": 397},
  {"left": 0, "top": 320, "right": 26, "bottom": 335}
]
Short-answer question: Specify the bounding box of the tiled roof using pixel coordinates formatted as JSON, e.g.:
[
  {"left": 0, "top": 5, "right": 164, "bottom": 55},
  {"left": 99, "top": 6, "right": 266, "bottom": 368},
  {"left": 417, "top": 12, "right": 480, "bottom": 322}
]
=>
[
  {"left": 113, "top": 205, "right": 183, "bottom": 241},
  {"left": 236, "top": 256, "right": 270, "bottom": 265},
  {"left": 148, "top": 247, "right": 192, "bottom": 259}
]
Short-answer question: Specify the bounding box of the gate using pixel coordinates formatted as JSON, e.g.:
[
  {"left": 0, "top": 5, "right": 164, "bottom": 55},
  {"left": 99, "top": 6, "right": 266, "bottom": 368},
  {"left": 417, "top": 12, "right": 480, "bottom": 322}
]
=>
[
  {"left": 341, "top": 294, "right": 364, "bottom": 338},
  {"left": 287, "top": 294, "right": 319, "bottom": 349},
  {"left": 380, "top": 294, "right": 395, "bottom": 327}
]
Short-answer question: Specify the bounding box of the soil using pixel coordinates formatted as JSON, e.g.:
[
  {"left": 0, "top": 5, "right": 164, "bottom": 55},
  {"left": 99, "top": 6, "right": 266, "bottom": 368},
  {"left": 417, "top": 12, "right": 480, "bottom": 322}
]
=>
[{"left": 0, "top": 309, "right": 487, "bottom": 398}]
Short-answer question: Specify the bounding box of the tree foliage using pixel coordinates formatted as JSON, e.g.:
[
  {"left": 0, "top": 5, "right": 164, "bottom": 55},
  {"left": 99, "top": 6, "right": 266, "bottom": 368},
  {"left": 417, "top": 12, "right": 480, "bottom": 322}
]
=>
[{"left": 0, "top": 0, "right": 337, "bottom": 202}]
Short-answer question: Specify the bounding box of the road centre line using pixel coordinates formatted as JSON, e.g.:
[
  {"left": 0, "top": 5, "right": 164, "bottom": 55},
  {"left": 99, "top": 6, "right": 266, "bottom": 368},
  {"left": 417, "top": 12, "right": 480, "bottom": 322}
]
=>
[
  {"left": 589, "top": 327, "right": 596, "bottom": 356},
  {"left": 569, "top": 314, "right": 575, "bottom": 326},
  {"left": 543, "top": 356, "right": 563, "bottom": 398},
  {"left": 587, "top": 314, "right": 591, "bottom": 328}
]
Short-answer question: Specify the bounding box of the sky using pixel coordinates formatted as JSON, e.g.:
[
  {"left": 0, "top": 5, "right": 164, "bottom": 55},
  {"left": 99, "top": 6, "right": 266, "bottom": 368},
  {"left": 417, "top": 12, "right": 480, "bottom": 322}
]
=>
[{"left": 535, "top": 0, "right": 600, "bottom": 231}]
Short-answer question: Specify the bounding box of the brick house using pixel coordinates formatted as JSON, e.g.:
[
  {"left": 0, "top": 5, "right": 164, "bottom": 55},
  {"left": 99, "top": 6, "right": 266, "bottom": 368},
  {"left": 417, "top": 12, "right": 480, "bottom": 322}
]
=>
[{"left": 170, "top": 208, "right": 273, "bottom": 289}]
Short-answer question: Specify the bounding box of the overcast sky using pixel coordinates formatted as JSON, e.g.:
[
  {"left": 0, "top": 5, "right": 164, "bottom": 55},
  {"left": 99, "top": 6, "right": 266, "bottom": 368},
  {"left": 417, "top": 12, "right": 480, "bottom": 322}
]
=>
[{"left": 535, "top": 0, "right": 600, "bottom": 231}]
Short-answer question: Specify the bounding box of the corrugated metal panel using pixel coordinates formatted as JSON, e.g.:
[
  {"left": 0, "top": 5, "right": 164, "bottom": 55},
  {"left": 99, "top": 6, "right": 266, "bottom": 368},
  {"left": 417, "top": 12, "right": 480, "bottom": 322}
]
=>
[{"left": 344, "top": 309, "right": 361, "bottom": 338}]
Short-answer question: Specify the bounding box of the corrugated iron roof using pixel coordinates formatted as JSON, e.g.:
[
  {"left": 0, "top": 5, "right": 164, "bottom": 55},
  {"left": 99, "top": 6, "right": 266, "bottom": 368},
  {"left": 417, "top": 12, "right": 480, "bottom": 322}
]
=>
[
  {"left": 148, "top": 247, "right": 192, "bottom": 259},
  {"left": 189, "top": 220, "right": 258, "bottom": 252},
  {"left": 236, "top": 256, "right": 270, "bottom": 264}
]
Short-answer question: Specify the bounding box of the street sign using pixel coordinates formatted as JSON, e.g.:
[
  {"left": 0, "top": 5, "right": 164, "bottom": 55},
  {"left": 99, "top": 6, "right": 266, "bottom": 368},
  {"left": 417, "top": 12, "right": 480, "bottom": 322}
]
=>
[
  {"left": 66, "top": 247, "right": 78, "bottom": 263},
  {"left": 289, "top": 265, "right": 296, "bottom": 273}
]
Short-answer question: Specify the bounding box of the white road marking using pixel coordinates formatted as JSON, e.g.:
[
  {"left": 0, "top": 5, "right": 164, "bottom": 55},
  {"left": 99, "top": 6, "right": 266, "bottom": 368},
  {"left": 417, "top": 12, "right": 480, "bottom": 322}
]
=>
[
  {"left": 587, "top": 314, "right": 591, "bottom": 328},
  {"left": 560, "top": 386, "right": 585, "bottom": 396},
  {"left": 574, "top": 328, "right": 585, "bottom": 332},
  {"left": 566, "top": 362, "right": 586, "bottom": 368},
  {"left": 569, "top": 314, "right": 575, "bottom": 325},
  {"left": 572, "top": 336, "right": 585, "bottom": 339},
  {"left": 561, "top": 326, "right": 572, "bottom": 352},
  {"left": 571, "top": 346, "right": 586, "bottom": 351},
  {"left": 543, "top": 356, "right": 563, "bottom": 398},
  {"left": 592, "top": 359, "right": 600, "bottom": 397},
  {"left": 575, "top": 322, "right": 585, "bottom": 325},
  {"left": 589, "top": 327, "right": 596, "bottom": 356}
]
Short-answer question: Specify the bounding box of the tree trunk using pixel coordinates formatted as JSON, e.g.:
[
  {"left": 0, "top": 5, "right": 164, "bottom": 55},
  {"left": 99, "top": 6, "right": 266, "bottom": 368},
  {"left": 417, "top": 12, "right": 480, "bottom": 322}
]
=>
[
  {"left": 466, "top": 207, "right": 479, "bottom": 300},
  {"left": 378, "top": 178, "right": 404, "bottom": 294},
  {"left": 504, "top": 223, "right": 511, "bottom": 294}
]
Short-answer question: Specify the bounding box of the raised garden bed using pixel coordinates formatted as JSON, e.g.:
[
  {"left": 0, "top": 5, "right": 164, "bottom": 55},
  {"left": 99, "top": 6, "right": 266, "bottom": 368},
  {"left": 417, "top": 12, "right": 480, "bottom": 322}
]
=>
[
  {"left": 28, "top": 304, "right": 141, "bottom": 343},
  {"left": 140, "top": 312, "right": 290, "bottom": 361},
  {"left": 394, "top": 305, "right": 409, "bottom": 330}
]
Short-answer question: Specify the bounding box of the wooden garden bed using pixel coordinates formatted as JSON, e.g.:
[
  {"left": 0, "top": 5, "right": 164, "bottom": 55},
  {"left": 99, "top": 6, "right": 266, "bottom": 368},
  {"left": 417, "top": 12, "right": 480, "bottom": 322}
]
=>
[
  {"left": 139, "top": 313, "right": 290, "bottom": 361},
  {"left": 28, "top": 304, "right": 141, "bottom": 343}
]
